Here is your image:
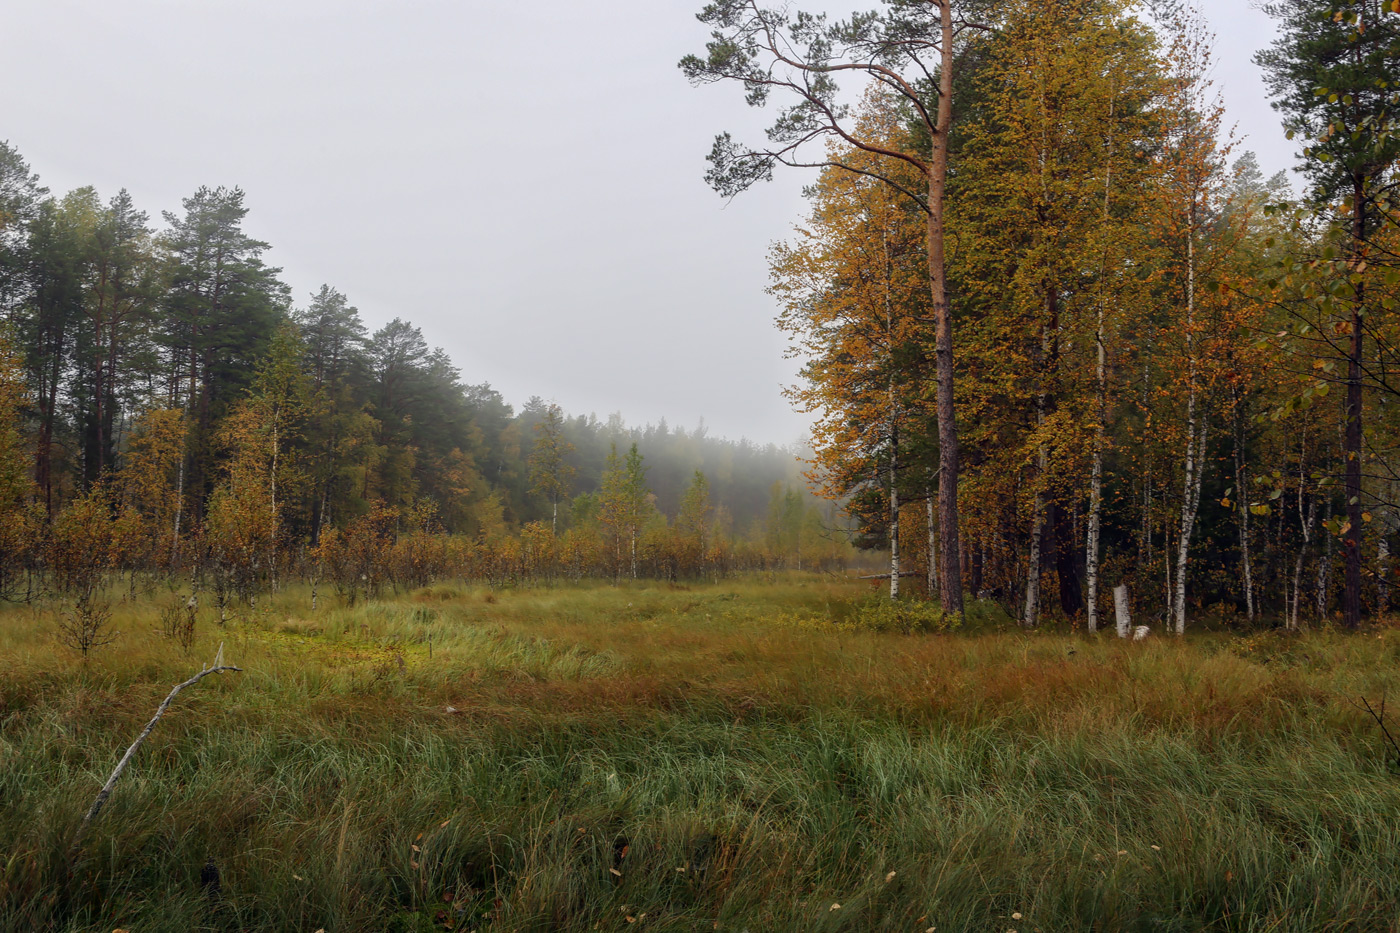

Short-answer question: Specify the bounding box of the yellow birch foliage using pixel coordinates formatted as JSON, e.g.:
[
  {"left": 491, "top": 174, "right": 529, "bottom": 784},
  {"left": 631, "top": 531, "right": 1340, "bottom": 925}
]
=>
[{"left": 770, "top": 87, "right": 932, "bottom": 505}]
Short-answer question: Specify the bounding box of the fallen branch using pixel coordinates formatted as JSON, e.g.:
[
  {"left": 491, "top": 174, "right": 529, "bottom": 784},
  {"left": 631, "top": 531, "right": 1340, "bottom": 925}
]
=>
[
  {"left": 857, "top": 572, "right": 919, "bottom": 580},
  {"left": 70, "top": 643, "right": 242, "bottom": 858},
  {"left": 1354, "top": 695, "right": 1400, "bottom": 773}
]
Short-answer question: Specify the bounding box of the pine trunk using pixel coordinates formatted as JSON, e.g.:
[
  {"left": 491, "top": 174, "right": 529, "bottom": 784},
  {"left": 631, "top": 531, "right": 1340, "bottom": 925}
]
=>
[{"left": 927, "top": 2, "right": 962, "bottom": 614}]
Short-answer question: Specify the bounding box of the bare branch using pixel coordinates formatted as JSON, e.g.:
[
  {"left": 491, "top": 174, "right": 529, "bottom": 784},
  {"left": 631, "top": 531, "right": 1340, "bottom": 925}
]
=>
[{"left": 70, "top": 645, "right": 243, "bottom": 859}]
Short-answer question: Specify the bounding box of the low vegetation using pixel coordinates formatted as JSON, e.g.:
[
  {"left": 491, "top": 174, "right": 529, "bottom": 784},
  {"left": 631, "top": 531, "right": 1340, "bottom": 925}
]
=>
[{"left": 3, "top": 576, "right": 1399, "bottom": 932}]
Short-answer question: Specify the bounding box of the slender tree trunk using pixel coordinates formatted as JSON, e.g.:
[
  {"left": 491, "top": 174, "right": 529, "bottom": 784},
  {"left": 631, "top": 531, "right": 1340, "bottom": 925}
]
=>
[
  {"left": 1024, "top": 485, "right": 1044, "bottom": 628},
  {"left": 1232, "top": 386, "right": 1255, "bottom": 622},
  {"left": 1173, "top": 416, "right": 1207, "bottom": 634},
  {"left": 1173, "top": 227, "right": 1205, "bottom": 636},
  {"left": 1087, "top": 84, "right": 1116, "bottom": 634},
  {"left": 926, "top": 484, "right": 937, "bottom": 601},
  {"left": 1379, "top": 530, "right": 1391, "bottom": 615},
  {"left": 1052, "top": 503, "right": 1083, "bottom": 616},
  {"left": 269, "top": 419, "right": 279, "bottom": 593},
  {"left": 884, "top": 229, "right": 900, "bottom": 601},
  {"left": 1318, "top": 495, "right": 1335, "bottom": 622},
  {"left": 1086, "top": 323, "right": 1106, "bottom": 632},
  {"left": 1290, "top": 438, "right": 1314, "bottom": 631},
  {"left": 1024, "top": 403, "right": 1046, "bottom": 629},
  {"left": 172, "top": 457, "right": 186, "bottom": 567},
  {"left": 927, "top": 1, "right": 962, "bottom": 614},
  {"left": 889, "top": 407, "right": 900, "bottom": 601},
  {"left": 1023, "top": 286, "right": 1058, "bottom": 628},
  {"left": 105, "top": 310, "right": 121, "bottom": 477},
  {"left": 1343, "top": 178, "right": 1366, "bottom": 629}
]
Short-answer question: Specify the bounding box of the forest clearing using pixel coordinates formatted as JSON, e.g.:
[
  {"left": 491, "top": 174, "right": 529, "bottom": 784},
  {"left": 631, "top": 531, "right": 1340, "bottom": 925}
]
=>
[
  {"left": 3, "top": 0, "right": 1400, "bottom": 929},
  {"left": 3, "top": 576, "right": 1400, "bottom": 931}
]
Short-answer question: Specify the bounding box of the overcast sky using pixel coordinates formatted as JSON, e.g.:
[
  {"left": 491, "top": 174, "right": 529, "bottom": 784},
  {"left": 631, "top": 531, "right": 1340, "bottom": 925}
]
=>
[{"left": 4, "top": 0, "right": 1294, "bottom": 446}]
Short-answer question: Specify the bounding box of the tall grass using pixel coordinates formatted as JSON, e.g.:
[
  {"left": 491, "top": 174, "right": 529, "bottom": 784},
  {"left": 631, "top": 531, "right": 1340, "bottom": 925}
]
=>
[{"left": 2, "top": 577, "right": 1399, "bottom": 931}]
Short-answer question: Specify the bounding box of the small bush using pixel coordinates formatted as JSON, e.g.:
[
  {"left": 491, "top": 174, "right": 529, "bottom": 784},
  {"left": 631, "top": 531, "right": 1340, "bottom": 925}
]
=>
[
  {"left": 851, "top": 595, "right": 960, "bottom": 634},
  {"left": 57, "top": 589, "right": 118, "bottom": 657},
  {"left": 157, "top": 595, "right": 198, "bottom": 653},
  {"left": 963, "top": 597, "right": 1016, "bottom": 629}
]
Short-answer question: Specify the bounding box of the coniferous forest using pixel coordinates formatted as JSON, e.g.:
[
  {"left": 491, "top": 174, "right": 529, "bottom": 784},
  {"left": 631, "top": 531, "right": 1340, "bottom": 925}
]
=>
[
  {"left": 0, "top": 169, "right": 851, "bottom": 600},
  {"left": 6, "top": 2, "right": 1400, "bottom": 932}
]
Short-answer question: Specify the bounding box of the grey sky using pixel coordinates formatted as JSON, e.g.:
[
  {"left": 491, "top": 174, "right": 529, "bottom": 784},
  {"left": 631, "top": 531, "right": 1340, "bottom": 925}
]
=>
[{"left": 4, "top": 0, "right": 1292, "bottom": 445}]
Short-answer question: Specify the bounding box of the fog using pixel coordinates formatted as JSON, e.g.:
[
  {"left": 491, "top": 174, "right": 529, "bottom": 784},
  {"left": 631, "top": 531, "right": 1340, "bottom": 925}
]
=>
[{"left": 3, "top": 0, "right": 1291, "bottom": 444}]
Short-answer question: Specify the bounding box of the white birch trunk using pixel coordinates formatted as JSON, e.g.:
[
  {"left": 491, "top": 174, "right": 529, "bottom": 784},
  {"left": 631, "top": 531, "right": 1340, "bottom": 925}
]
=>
[
  {"left": 1087, "top": 85, "right": 1115, "bottom": 636},
  {"left": 1291, "top": 483, "right": 1315, "bottom": 632},
  {"left": 1114, "top": 584, "right": 1131, "bottom": 639},
  {"left": 1232, "top": 393, "right": 1254, "bottom": 621},
  {"left": 1317, "top": 496, "right": 1334, "bottom": 622},
  {"left": 889, "top": 453, "right": 900, "bottom": 600},
  {"left": 926, "top": 486, "right": 937, "bottom": 600},
  {"left": 883, "top": 229, "right": 899, "bottom": 600},
  {"left": 1173, "top": 413, "right": 1207, "bottom": 635},
  {"left": 889, "top": 382, "right": 900, "bottom": 600},
  {"left": 172, "top": 457, "right": 185, "bottom": 566},
  {"left": 1023, "top": 305, "right": 1052, "bottom": 629},
  {"left": 1087, "top": 319, "right": 1106, "bottom": 633},
  {"left": 1173, "top": 227, "right": 1204, "bottom": 636}
]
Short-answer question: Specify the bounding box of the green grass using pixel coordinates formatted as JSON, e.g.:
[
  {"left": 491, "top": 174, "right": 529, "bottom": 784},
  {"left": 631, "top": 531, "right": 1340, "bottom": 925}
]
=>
[{"left": 3, "top": 577, "right": 1400, "bottom": 931}]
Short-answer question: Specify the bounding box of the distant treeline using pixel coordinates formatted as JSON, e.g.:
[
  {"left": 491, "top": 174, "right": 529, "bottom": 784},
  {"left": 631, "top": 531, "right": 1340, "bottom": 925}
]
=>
[{"left": 0, "top": 143, "right": 851, "bottom": 598}]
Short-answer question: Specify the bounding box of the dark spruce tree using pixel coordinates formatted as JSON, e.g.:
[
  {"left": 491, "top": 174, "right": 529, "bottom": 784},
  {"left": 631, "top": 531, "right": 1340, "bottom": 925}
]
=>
[{"left": 1257, "top": 0, "right": 1400, "bottom": 629}]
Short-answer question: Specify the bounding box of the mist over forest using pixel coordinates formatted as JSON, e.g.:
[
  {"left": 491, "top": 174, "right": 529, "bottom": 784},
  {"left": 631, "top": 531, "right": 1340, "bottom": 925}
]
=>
[
  {"left": 0, "top": 155, "right": 854, "bottom": 590},
  {"left": 5, "top": 2, "right": 1400, "bottom": 929}
]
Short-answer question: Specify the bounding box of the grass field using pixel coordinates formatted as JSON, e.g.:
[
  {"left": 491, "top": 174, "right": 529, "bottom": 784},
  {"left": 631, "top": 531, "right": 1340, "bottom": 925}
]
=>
[{"left": 3, "top": 576, "right": 1400, "bottom": 932}]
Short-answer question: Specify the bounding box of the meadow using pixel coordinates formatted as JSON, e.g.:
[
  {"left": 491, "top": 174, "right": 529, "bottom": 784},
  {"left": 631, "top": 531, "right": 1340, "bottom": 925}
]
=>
[{"left": 2, "top": 576, "right": 1400, "bottom": 932}]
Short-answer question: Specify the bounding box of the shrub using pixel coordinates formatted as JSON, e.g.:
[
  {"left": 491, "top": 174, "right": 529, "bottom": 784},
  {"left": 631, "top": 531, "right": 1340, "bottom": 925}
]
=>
[
  {"left": 157, "top": 595, "right": 198, "bottom": 653},
  {"left": 57, "top": 588, "right": 118, "bottom": 657},
  {"left": 850, "top": 596, "right": 960, "bottom": 634}
]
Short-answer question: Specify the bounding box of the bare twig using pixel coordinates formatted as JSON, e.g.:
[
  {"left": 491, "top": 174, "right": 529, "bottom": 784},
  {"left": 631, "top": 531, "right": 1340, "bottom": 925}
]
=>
[
  {"left": 1354, "top": 696, "right": 1400, "bottom": 772},
  {"left": 69, "top": 643, "right": 242, "bottom": 857}
]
